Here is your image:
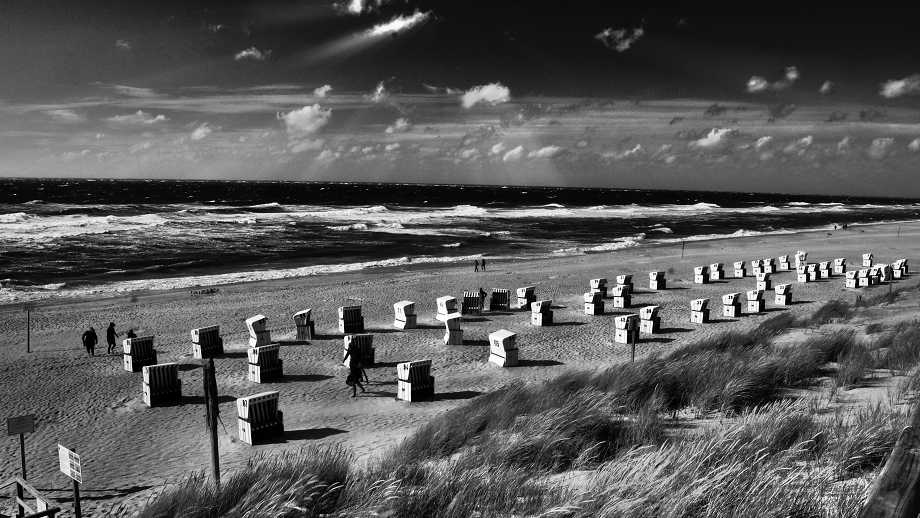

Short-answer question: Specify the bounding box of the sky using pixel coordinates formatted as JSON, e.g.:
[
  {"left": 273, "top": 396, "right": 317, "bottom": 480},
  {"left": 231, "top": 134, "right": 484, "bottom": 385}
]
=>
[{"left": 3, "top": 2, "right": 920, "bottom": 196}]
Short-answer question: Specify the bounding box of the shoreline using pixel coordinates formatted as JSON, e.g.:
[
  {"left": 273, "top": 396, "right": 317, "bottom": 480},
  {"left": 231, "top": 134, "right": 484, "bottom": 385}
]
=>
[{"left": 3, "top": 218, "right": 918, "bottom": 309}]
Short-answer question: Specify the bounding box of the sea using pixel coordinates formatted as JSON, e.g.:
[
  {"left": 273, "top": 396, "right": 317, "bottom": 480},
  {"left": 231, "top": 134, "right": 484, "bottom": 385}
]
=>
[{"left": 1, "top": 178, "right": 919, "bottom": 303}]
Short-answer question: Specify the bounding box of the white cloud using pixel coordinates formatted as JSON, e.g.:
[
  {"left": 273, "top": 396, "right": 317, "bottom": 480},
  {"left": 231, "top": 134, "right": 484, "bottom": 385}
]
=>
[
  {"left": 345, "top": 0, "right": 365, "bottom": 13},
  {"left": 746, "top": 76, "right": 769, "bottom": 93},
  {"left": 603, "top": 144, "right": 643, "bottom": 160},
  {"left": 106, "top": 110, "right": 168, "bottom": 125},
  {"left": 459, "top": 148, "right": 479, "bottom": 159},
  {"left": 690, "top": 128, "right": 735, "bottom": 149},
  {"left": 880, "top": 75, "right": 920, "bottom": 98},
  {"left": 289, "top": 139, "right": 325, "bottom": 154},
  {"left": 747, "top": 66, "right": 799, "bottom": 93},
  {"left": 385, "top": 142, "right": 401, "bottom": 152},
  {"left": 783, "top": 135, "right": 813, "bottom": 155},
  {"left": 868, "top": 137, "right": 895, "bottom": 159},
  {"left": 595, "top": 27, "right": 644, "bottom": 52},
  {"left": 115, "top": 39, "right": 132, "bottom": 51},
  {"left": 234, "top": 47, "right": 271, "bottom": 61},
  {"left": 313, "top": 85, "right": 333, "bottom": 98},
  {"left": 368, "top": 81, "right": 389, "bottom": 103},
  {"left": 106, "top": 84, "right": 159, "bottom": 98},
  {"left": 385, "top": 117, "right": 412, "bottom": 134},
  {"left": 368, "top": 11, "right": 431, "bottom": 37},
  {"left": 754, "top": 136, "right": 773, "bottom": 150},
  {"left": 909, "top": 138, "right": 920, "bottom": 152},
  {"left": 819, "top": 80, "right": 834, "bottom": 95},
  {"left": 502, "top": 145, "right": 524, "bottom": 162},
  {"left": 837, "top": 136, "right": 852, "bottom": 154},
  {"left": 527, "top": 145, "right": 564, "bottom": 158},
  {"left": 278, "top": 104, "right": 332, "bottom": 137},
  {"left": 317, "top": 149, "right": 339, "bottom": 161},
  {"left": 461, "top": 83, "right": 511, "bottom": 109},
  {"left": 190, "top": 123, "right": 213, "bottom": 141},
  {"left": 490, "top": 142, "right": 506, "bottom": 155},
  {"left": 44, "top": 109, "right": 84, "bottom": 123}
]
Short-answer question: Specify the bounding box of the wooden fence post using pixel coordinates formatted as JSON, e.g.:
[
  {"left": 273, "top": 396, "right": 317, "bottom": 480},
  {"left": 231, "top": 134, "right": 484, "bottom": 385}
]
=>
[{"left": 859, "top": 403, "right": 920, "bottom": 518}]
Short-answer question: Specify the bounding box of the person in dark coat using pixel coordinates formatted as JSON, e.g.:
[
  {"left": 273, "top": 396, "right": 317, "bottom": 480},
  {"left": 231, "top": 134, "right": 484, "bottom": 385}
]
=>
[
  {"left": 106, "top": 322, "right": 120, "bottom": 354},
  {"left": 81, "top": 327, "right": 98, "bottom": 356},
  {"left": 473, "top": 259, "right": 480, "bottom": 272},
  {"left": 481, "top": 258, "right": 487, "bottom": 271},
  {"left": 342, "top": 343, "right": 366, "bottom": 398}
]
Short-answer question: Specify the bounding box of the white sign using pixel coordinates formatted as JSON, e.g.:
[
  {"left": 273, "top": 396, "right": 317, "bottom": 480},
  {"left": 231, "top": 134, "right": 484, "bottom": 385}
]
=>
[{"left": 57, "top": 444, "right": 82, "bottom": 483}]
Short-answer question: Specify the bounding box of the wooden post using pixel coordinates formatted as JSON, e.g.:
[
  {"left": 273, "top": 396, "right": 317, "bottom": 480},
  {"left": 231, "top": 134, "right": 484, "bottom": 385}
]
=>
[
  {"left": 858, "top": 403, "right": 920, "bottom": 518},
  {"left": 72, "top": 479, "right": 81, "bottom": 518},
  {"left": 680, "top": 241, "right": 685, "bottom": 259},
  {"left": 630, "top": 332, "right": 636, "bottom": 363},
  {"left": 202, "top": 358, "right": 220, "bottom": 487}
]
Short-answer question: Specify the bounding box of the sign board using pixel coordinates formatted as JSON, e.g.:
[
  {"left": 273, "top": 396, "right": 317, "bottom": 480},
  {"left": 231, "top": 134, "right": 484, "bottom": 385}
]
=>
[
  {"left": 58, "top": 444, "right": 82, "bottom": 483},
  {"left": 6, "top": 415, "right": 35, "bottom": 435}
]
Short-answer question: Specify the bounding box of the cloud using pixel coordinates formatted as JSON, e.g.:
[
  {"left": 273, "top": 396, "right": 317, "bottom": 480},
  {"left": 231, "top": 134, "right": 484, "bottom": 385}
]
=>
[
  {"left": 754, "top": 136, "right": 773, "bottom": 150},
  {"left": 368, "top": 81, "right": 389, "bottom": 103},
  {"left": 502, "top": 145, "right": 524, "bottom": 162},
  {"left": 423, "top": 83, "right": 463, "bottom": 95},
  {"left": 234, "top": 46, "right": 271, "bottom": 61},
  {"left": 317, "top": 149, "right": 339, "bottom": 161},
  {"left": 459, "top": 148, "right": 479, "bottom": 160},
  {"left": 837, "top": 136, "right": 852, "bottom": 154},
  {"left": 313, "top": 85, "right": 333, "bottom": 98},
  {"left": 746, "top": 66, "right": 800, "bottom": 93},
  {"left": 106, "top": 110, "right": 168, "bottom": 125},
  {"left": 909, "top": 138, "right": 920, "bottom": 152},
  {"left": 689, "top": 128, "right": 736, "bottom": 149},
  {"left": 368, "top": 11, "right": 431, "bottom": 37},
  {"left": 44, "top": 109, "right": 84, "bottom": 123},
  {"left": 527, "top": 145, "right": 564, "bottom": 158},
  {"left": 819, "top": 80, "right": 834, "bottom": 95},
  {"left": 604, "top": 144, "right": 643, "bottom": 160},
  {"left": 289, "top": 139, "right": 325, "bottom": 154},
  {"left": 337, "top": 0, "right": 391, "bottom": 15},
  {"left": 105, "top": 84, "right": 159, "bottom": 98},
  {"left": 278, "top": 104, "right": 332, "bottom": 137},
  {"left": 880, "top": 74, "right": 920, "bottom": 98},
  {"left": 868, "top": 137, "right": 895, "bottom": 159},
  {"left": 461, "top": 83, "right": 511, "bottom": 109},
  {"left": 783, "top": 135, "right": 813, "bottom": 155},
  {"left": 115, "top": 39, "right": 132, "bottom": 51},
  {"left": 490, "top": 142, "right": 506, "bottom": 155},
  {"left": 384, "top": 142, "right": 401, "bottom": 152},
  {"left": 385, "top": 117, "right": 412, "bottom": 133},
  {"left": 190, "top": 123, "right": 213, "bottom": 141},
  {"left": 594, "top": 27, "right": 644, "bottom": 52}
]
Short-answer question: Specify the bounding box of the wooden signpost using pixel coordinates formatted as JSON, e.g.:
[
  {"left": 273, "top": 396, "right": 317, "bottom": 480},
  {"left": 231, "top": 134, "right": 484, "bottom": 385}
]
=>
[
  {"left": 21, "top": 303, "right": 34, "bottom": 353},
  {"left": 57, "top": 444, "right": 82, "bottom": 518},
  {"left": 7, "top": 414, "right": 35, "bottom": 517}
]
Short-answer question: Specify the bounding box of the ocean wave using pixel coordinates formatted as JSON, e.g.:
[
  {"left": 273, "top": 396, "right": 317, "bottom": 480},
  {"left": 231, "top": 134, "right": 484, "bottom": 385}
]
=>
[
  {"left": 441, "top": 242, "right": 462, "bottom": 248},
  {"left": 0, "top": 212, "right": 169, "bottom": 241},
  {"left": 552, "top": 233, "right": 646, "bottom": 254}
]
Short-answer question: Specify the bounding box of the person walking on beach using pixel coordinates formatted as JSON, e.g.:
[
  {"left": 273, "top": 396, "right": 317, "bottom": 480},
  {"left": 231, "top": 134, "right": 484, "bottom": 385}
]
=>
[
  {"left": 342, "top": 343, "right": 366, "bottom": 398},
  {"left": 473, "top": 259, "right": 480, "bottom": 272},
  {"left": 106, "top": 322, "right": 120, "bottom": 354},
  {"left": 81, "top": 327, "right": 98, "bottom": 357},
  {"left": 481, "top": 258, "right": 487, "bottom": 271},
  {"left": 479, "top": 287, "right": 487, "bottom": 308}
]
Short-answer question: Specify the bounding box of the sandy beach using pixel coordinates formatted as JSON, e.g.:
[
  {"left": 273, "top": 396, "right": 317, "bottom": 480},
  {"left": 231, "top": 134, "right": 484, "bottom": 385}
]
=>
[{"left": 1, "top": 220, "right": 918, "bottom": 515}]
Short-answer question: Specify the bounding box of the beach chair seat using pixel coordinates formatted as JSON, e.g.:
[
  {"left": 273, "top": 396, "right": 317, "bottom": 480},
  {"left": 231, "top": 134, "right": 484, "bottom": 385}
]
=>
[
  {"left": 756, "top": 272, "right": 772, "bottom": 291},
  {"left": 746, "top": 289, "right": 765, "bottom": 313},
  {"left": 530, "top": 300, "right": 553, "bottom": 326},
  {"left": 833, "top": 258, "right": 847, "bottom": 275},
  {"left": 774, "top": 284, "right": 792, "bottom": 305},
  {"left": 762, "top": 258, "right": 776, "bottom": 274},
  {"left": 123, "top": 336, "right": 157, "bottom": 372},
  {"left": 615, "top": 275, "right": 633, "bottom": 295},
  {"left": 237, "top": 392, "right": 284, "bottom": 445},
  {"left": 489, "top": 289, "right": 511, "bottom": 311},
  {"left": 584, "top": 292, "right": 604, "bottom": 315},
  {"left": 709, "top": 263, "right": 724, "bottom": 281},
  {"left": 648, "top": 271, "right": 666, "bottom": 290},
  {"left": 733, "top": 261, "right": 746, "bottom": 278},
  {"left": 245, "top": 315, "right": 272, "bottom": 348},
  {"left": 516, "top": 286, "right": 536, "bottom": 311},
  {"left": 338, "top": 305, "right": 365, "bottom": 334},
  {"left": 614, "top": 314, "right": 640, "bottom": 344},
  {"left": 690, "top": 298, "right": 710, "bottom": 324},
  {"left": 394, "top": 300, "right": 417, "bottom": 329},
  {"left": 191, "top": 325, "right": 224, "bottom": 358},
  {"left": 722, "top": 292, "right": 742, "bottom": 318},
  {"left": 292, "top": 310, "right": 315, "bottom": 341},
  {"left": 442, "top": 314, "right": 463, "bottom": 345},
  {"left": 610, "top": 284, "right": 631, "bottom": 308},
  {"left": 777, "top": 255, "right": 790, "bottom": 271},
  {"left": 142, "top": 363, "right": 181, "bottom": 407},
  {"left": 396, "top": 360, "right": 435, "bottom": 402},
  {"left": 795, "top": 251, "right": 808, "bottom": 269},
  {"left": 461, "top": 291, "right": 483, "bottom": 315},
  {"left": 247, "top": 344, "right": 283, "bottom": 383},
  {"left": 590, "top": 278, "right": 608, "bottom": 297},
  {"left": 693, "top": 266, "right": 709, "bottom": 284},
  {"left": 488, "top": 329, "right": 518, "bottom": 367},
  {"left": 863, "top": 252, "right": 873, "bottom": 267}
]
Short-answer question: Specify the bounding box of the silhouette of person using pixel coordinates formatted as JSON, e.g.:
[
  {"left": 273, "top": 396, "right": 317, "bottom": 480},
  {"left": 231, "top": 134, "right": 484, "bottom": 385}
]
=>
[
  {"left": 481, "top": 258, "right": 487, "bottom": 271},
  {"left": 106, "top": 322, "right": 120, "bottom": 354},
  {"left": 342, "top": 344, "right": 366, "bottom": 398},
  {"left": 473, "top": 259, "right": 480, "bottom": 272},
  {"left": 82, "top": 327, "right": 98, "bottom": 356}
]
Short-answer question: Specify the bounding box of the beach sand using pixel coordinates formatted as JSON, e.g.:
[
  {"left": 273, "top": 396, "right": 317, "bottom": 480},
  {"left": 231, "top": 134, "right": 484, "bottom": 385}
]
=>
[{"left": 0, "top": 221, "right": 918, "bottom": 515}]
